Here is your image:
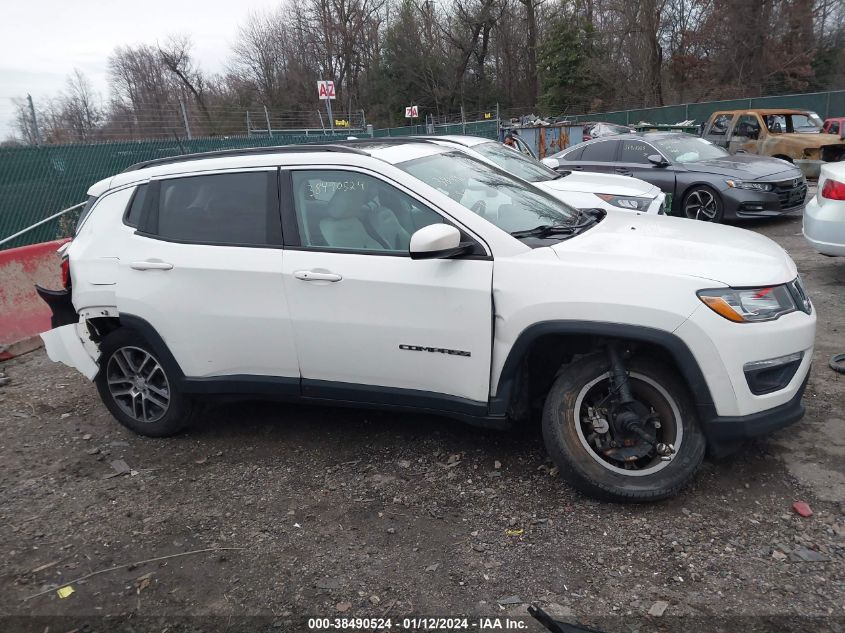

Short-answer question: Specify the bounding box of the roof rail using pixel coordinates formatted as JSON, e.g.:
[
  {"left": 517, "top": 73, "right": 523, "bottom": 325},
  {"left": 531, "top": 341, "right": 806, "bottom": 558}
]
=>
[
  {"left": 122, "top": 144, "right": 369, "bottom": 173},
  {"left": 334, "top": 137, "right": 442, "bottom": 146},
  {"left": 406, "top": 135, "right": 472, "bottom": 146}
]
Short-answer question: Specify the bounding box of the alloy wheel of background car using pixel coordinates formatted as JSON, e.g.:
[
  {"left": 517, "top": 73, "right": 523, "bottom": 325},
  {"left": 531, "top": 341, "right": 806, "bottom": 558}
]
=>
[
  {"left": 684, "top": 187, "right": 723, "bottom": 222},
  {"left": 542, "top": 354, "right": 705, "bottom": 502},
  {"left": 106, "top": 346, "right": 171, "bottom": 423}
]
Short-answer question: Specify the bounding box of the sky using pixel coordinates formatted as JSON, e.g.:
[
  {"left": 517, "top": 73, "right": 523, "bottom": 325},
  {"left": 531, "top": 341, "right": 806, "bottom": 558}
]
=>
[{"left": 0, "top": 0, "right": 282, "bottom": 139}]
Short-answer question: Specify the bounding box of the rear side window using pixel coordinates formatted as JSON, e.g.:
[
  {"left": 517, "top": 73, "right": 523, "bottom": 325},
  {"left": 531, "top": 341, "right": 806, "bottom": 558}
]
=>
[
  {"left": 124, "top": 184, "right": 148, "bottom": 228},
  {"left": 74, "top": 195, "right": 99, "bottom": 234},
  {"left": 559, "top": 146, "right": 584, "bottom": 161},
  {"left": 151, "top": 172, "right": 280, "bottom": 246},
  {"left": 580, "top": 140, "right": 618, "bottom": 162}
]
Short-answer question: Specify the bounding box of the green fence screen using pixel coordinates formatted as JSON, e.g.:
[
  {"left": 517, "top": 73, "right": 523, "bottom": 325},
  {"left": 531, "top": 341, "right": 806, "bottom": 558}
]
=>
[{"left": 0, "top": 120, "right": 499, "bottom": 250}]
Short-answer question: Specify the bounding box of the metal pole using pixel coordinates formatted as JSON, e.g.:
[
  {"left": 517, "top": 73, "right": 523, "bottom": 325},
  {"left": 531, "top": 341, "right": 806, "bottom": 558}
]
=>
[
  {"left": 0, "top": 201, "right": 86, "bottom": 247},
  {"left": 263, "top": 105, "right": 273, "bottom": 138},
  {"left": 179, "top": 99, "right": 192, "bottom": 140},
  {"left": 326, "top": 98, "right": 334, "bottom": 134},
  {"left": 27, "top": 94, "right": 41, "bottom": 146},
  {"left": 461, "top": 106, "right": 466, "bottom": 135},
  {"left": 496, "top": 102, "right": 500, "bottom": 138},
  {"left": 317, "top": 110, "right": 326, "bottom": 134},
  {"left": 246, "top": 111, "right": 251, "bottom": 137}
]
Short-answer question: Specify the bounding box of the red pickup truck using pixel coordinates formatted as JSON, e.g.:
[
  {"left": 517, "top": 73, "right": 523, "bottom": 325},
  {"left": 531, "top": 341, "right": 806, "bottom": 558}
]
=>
[{"left": 823, "top": 117, "right": 845, "bottom": 137}]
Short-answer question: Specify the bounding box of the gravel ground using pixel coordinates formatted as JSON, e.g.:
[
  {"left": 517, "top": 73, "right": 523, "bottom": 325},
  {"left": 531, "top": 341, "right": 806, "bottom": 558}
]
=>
[{"left": 1, "top": 211, "right": 843, "bottom": 633}]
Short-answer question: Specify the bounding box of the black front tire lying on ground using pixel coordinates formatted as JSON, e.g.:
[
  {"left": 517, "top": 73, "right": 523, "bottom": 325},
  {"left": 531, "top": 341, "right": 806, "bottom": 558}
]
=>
[
  {"left": 542, "top": 354, "right": 706, "bottom": 502},
  {"left": 95, "top": 328, "right": 193, "bottom": 437}
]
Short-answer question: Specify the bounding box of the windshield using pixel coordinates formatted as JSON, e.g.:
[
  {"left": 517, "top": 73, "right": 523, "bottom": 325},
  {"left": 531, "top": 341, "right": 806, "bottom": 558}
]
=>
[
  {"left": 472, "top": 141, "right": 558, "bottom": 183},
  {"left": 764, "top": 112, "right": 823, "bottom": 133},
  {"left": 652, "top": 136, "right": 729, "bottom": 164},
  {"left": 397, "top": 151, "right": 580, "bottom": 233}
]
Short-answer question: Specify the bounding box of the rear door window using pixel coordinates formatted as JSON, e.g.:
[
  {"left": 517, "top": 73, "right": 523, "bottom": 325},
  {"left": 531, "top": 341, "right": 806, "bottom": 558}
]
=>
[
  {"left": 147, "top": 171, "right": 281, "bottom": 246},
  {"left": 559, "top": 146, "right": 584, "bottom": 161},
  {"left": 618, "top": 140, "right": 656, "bottom": 164},
  {"left": 580, "top": 140, "right": 619, "bottom": 162}
]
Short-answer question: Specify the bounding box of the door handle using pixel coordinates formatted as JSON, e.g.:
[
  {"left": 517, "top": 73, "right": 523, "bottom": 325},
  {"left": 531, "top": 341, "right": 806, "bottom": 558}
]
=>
[
  {"left": 294, "top": 270, "right": 342, "bottom": 282},
  {"left": 130, "top": 260, "right": 173, "bottom": 271}
]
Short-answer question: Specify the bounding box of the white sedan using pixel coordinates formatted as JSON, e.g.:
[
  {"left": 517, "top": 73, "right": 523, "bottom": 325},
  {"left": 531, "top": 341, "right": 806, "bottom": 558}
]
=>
[
  {"left": 421, "top": 135, "right": 667, "bottom": 215},
  {"left": 804, "top": 162, "right": 845, "bottom": 256}
]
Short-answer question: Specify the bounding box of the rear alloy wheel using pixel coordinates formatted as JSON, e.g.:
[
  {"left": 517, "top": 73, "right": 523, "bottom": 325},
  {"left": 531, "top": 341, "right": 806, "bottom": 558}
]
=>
[
  {"left": 683, "top": 186, "right": 723, "bottom": 222},
  {"left": 95, "top": 329, "right": 193, "bottom": 437},
  {"left": 542, "top": 354, "right": 705, "bottom": 501}
]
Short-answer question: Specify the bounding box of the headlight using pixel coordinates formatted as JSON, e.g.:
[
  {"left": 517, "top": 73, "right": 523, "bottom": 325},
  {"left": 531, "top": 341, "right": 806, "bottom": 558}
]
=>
[
  {"left": 725, "top": 179, "right": 774, "bottom": 192},
  {"left": 697, "top": 285, "right": 796, "bottom": 322},
  {"left": 594, "top": 194, "right": 651, "bottom": 211}
]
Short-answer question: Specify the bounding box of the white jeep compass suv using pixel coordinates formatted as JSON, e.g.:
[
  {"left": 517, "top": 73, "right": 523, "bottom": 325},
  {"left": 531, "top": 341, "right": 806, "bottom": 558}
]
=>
[{"left": 38, "top": 140, "right": 816, "bottom": 501}]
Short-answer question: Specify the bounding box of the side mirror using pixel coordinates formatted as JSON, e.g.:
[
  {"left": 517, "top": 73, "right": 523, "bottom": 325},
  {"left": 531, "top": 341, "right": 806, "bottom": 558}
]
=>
[
  {"left": 541, "top": 157, "right": 558, "bottom": 169},
  {"left": 409, "top": 224, "right": 472, "bottom": 260},
  {"left": 647, "top": 154, "right": 668, "bottom": 167}
]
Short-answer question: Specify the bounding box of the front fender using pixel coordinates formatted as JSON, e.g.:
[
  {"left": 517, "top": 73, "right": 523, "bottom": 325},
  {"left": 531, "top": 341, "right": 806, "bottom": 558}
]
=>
[{"left": 489, "top": 320, "right": 714, "bottom": 419}]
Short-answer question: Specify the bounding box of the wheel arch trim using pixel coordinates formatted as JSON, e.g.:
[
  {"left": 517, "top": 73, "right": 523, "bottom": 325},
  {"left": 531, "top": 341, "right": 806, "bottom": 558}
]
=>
[
  {"left": 490, "top": 320, "right": 715, "bottom": 418},
  {"left": 116, "top": 313, "right": 187, "bottom": 383}
]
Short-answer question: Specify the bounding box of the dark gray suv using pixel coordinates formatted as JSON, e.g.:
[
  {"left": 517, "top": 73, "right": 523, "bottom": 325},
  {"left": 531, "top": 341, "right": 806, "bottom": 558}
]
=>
[{"left": 543, "top": 132, "right": 807, "bottom": 222}]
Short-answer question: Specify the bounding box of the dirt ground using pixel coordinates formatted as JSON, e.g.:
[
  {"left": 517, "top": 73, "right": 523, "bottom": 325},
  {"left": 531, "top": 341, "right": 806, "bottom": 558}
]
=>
[{"left": 1, "top": 210, "right": 844, "bottom": 633}]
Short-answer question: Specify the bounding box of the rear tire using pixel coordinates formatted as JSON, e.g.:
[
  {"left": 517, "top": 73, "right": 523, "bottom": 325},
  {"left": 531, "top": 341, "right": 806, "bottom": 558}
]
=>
[
  {"left": 541, "top": 354, "right": 705, "bottom": 502},
  {"left": 95, "top": 328, "right": 193, "bottom": 437}
]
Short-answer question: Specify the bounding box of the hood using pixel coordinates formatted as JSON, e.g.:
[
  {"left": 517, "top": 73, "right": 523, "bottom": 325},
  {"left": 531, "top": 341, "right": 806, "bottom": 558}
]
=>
[
  {"left": 542, "top": 170, "right": 658, "bottom": 197},
  {"left": 682, "top": 154, "right": 801, "bottom": 180},
  {"left": 550, "top": 211, "right": 796, "bottom": 287}
]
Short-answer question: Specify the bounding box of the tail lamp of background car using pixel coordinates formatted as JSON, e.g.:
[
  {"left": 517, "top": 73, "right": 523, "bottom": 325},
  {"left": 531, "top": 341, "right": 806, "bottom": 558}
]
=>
[
  {"left": 821, "top": 178, "right": 845, "bottom": 200},
  {"left": 593, "top": 193, "right": 651, "bottom": 211}
]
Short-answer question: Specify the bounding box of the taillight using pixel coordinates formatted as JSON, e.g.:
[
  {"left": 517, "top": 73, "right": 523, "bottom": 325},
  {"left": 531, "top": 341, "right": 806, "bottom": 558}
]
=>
[
  {"left": 61, "top": 258, "right": 70, "bottom": 288},
  {"left": 821, "top": 178, "right": 845, "bottom": 200}
]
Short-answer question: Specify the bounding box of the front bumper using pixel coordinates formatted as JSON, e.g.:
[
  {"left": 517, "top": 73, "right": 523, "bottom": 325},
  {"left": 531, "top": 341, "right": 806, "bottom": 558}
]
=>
[
  {"left": 724, "top": 185, "right": 807, "bottom": 219},
  {"left": 700, "top": 372, "right": 808, "bottom": 457}
]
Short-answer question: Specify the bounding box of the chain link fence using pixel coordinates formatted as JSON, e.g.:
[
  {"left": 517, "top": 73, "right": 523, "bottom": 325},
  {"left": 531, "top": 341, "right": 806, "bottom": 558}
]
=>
[{"left": 0, "top": 119, "right": 499, "bottom": 250}]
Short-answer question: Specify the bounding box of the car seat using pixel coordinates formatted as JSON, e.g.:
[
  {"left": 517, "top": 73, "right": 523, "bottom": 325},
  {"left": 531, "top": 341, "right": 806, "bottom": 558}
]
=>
[{"left": 319, "top": 186, "right": 384, "bottom": 250}]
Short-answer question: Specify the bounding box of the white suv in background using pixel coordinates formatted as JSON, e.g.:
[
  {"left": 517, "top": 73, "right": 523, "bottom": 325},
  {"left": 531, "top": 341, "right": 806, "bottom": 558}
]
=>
[
  {"left": 418, "top": 135, "right": 666, "bottom": 215},
  {"left": 39, "top": 139, "right": 815, "bottom": 501}
]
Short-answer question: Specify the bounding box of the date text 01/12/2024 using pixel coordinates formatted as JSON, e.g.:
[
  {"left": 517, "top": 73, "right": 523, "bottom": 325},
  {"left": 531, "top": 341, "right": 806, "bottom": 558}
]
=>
[{"left": 307, "top": 617, "right": 529, "bottom": 629}]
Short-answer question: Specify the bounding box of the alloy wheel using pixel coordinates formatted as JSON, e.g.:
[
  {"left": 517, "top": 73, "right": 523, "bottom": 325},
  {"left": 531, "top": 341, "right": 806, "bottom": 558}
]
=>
[
  {"left": 684, "top": 189, "right": 719, "bottom": 221},
  {"left": 106, "top": 346, "right": 171, "bottom": 423}
]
